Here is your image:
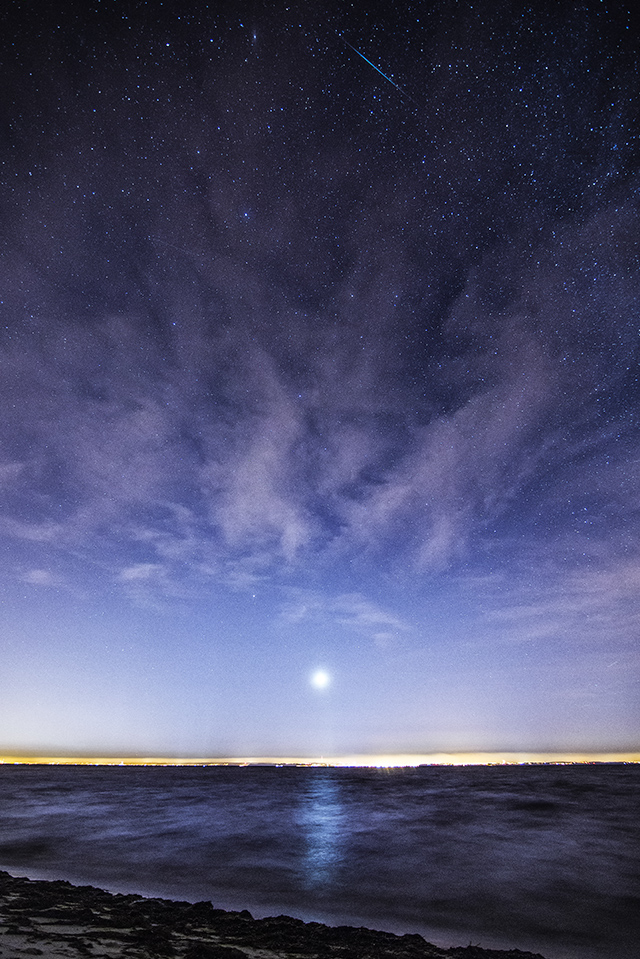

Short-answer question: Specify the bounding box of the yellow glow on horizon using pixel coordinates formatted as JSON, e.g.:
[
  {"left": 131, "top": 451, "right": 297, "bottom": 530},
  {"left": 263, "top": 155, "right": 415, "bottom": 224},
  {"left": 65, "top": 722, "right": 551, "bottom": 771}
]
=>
[{"left": 1, "top": 751, "right": 638, "bottom": 766}]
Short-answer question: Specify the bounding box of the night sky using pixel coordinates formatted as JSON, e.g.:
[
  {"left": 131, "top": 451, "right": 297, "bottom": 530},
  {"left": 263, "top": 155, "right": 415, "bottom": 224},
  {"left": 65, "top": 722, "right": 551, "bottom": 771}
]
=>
[{"left": 2, "top": 0, "right": 639, "bottom": 759}]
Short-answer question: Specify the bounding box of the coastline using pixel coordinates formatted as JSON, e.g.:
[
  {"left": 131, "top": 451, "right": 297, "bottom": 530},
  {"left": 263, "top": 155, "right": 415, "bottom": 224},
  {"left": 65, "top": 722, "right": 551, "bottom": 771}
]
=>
[
  {"left": 0, "top": 869, "right": 548, "bottom": 959},
  {"left": 2, "top": 754, "right": 639, "bottom": 766}
]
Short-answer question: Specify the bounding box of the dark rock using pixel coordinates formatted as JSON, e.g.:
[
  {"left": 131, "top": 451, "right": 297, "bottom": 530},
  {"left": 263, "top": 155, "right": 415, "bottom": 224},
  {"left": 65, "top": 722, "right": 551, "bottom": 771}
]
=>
[
  {"left": 447, "top": 949, "right": 548, "bottom": 959},
  {"left": 129, "top": 926, "right": 176, "bottom": 956},
  {"left": 182, "top": 901, "right": 217, "bottom": 921},
  {"left": 184, "top": 946, "right": 247, "bottom": 959},
  {"left": 0, "top": 870, "right": 552, "bottom": 959}
]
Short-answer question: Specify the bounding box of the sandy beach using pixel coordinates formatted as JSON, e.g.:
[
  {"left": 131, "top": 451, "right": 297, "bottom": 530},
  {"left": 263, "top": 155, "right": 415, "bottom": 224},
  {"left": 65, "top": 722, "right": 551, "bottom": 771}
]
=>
[{"left": 0, "top": 870, "right": 548, "bottom": 959}]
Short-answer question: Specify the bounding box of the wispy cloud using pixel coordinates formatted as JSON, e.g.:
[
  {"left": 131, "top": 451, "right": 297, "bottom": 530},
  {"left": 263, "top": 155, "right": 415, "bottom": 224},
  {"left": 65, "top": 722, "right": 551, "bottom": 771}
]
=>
[
  {"left": 20, "top": 568, "right": 61, "bottom": 587},
  {"left": 0, "top": 69, "right": 638, "bottom": 609},
  {"left": 281, "top": 590, "right": 411, "bottom": 646},
  {"left": 469, "top": 554, "right": 640, "bottom": 651},
  {"left": 337, "top": 331, "right": 555, "bottom": 569},
  {"left": 201, "top": 352, "right": 314, "bottom": 562}
]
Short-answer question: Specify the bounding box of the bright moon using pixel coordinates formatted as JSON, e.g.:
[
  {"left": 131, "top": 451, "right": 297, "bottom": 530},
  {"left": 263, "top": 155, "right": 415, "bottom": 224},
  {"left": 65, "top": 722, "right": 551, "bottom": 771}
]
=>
[{"left": 310, "top": 669, "right": 330, "bottom": 690}]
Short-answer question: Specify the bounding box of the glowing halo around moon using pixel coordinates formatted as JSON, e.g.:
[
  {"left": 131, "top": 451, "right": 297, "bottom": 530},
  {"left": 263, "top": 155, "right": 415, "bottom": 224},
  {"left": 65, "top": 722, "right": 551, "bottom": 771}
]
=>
[{"left": 310, "top": 669, "right": 331, "bottom": 690}]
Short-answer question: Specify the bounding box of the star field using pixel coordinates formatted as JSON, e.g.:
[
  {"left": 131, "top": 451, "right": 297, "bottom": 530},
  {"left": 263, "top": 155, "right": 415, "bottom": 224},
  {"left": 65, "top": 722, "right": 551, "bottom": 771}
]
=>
[{"left": 1, "top": 0, "right": 639, "bottom": 757}]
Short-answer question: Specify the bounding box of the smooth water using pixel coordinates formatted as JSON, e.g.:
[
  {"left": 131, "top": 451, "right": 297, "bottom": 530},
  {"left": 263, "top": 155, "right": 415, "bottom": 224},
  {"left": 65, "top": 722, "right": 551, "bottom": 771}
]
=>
[{"left": 0, "top": 764, "right": 638, "bottom": 959}]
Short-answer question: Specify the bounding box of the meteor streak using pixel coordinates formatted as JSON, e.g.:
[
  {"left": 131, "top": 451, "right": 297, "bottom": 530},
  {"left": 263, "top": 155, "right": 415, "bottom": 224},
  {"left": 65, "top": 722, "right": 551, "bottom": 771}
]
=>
[{"left": 338, "top": 35, "right": 418, "bottom": 105}]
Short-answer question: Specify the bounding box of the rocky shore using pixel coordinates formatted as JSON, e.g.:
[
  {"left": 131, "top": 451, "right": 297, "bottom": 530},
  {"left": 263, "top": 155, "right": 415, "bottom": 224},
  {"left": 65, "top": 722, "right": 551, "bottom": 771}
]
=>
[{"left": 0, "top": 870, "right": 548, "bottom": 959}]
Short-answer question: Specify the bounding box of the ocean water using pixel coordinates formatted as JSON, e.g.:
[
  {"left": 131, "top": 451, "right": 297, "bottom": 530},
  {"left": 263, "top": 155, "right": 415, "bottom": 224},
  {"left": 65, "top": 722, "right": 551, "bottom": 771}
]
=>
[{"left": 0, "top": 764, "right": 638, "bottom": 959}]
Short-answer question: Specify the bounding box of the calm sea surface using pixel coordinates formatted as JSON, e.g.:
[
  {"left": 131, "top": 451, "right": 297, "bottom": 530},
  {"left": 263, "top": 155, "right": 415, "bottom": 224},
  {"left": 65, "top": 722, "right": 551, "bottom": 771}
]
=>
[{"left": 0, "top": 764, "right": 637, "bottom": 959}]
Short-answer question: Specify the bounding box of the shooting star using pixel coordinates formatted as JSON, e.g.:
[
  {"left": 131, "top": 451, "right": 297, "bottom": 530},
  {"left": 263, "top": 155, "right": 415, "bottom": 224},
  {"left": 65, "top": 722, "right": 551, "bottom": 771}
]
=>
[{"left": 338, "top": 34, "right": 418, "bottom": 105}]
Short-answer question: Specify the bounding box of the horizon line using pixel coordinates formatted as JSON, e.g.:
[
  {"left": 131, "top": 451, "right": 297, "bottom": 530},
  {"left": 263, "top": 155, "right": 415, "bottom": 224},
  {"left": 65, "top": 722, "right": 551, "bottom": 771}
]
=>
[{"left": 1, "top": 751, "right": 639, "bottom": 767}]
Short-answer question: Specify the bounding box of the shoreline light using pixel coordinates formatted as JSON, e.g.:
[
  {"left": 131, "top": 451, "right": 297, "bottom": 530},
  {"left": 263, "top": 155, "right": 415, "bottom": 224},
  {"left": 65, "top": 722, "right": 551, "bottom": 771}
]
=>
[{"left": 1, "top": 751, "right": 638, "bottom": 767}]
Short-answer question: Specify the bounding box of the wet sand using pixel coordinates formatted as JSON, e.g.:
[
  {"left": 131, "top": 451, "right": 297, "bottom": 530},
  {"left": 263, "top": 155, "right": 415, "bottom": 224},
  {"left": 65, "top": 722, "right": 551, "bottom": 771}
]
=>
[{"left": 0, "top": 869, "right": 548, "bottom": 959}]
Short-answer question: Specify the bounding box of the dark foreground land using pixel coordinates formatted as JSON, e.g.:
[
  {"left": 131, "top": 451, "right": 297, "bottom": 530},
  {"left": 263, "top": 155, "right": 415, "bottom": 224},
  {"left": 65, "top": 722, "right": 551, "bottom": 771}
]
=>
[{"left": 0, "top": 869, "right": 548, "bottom": 959}]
